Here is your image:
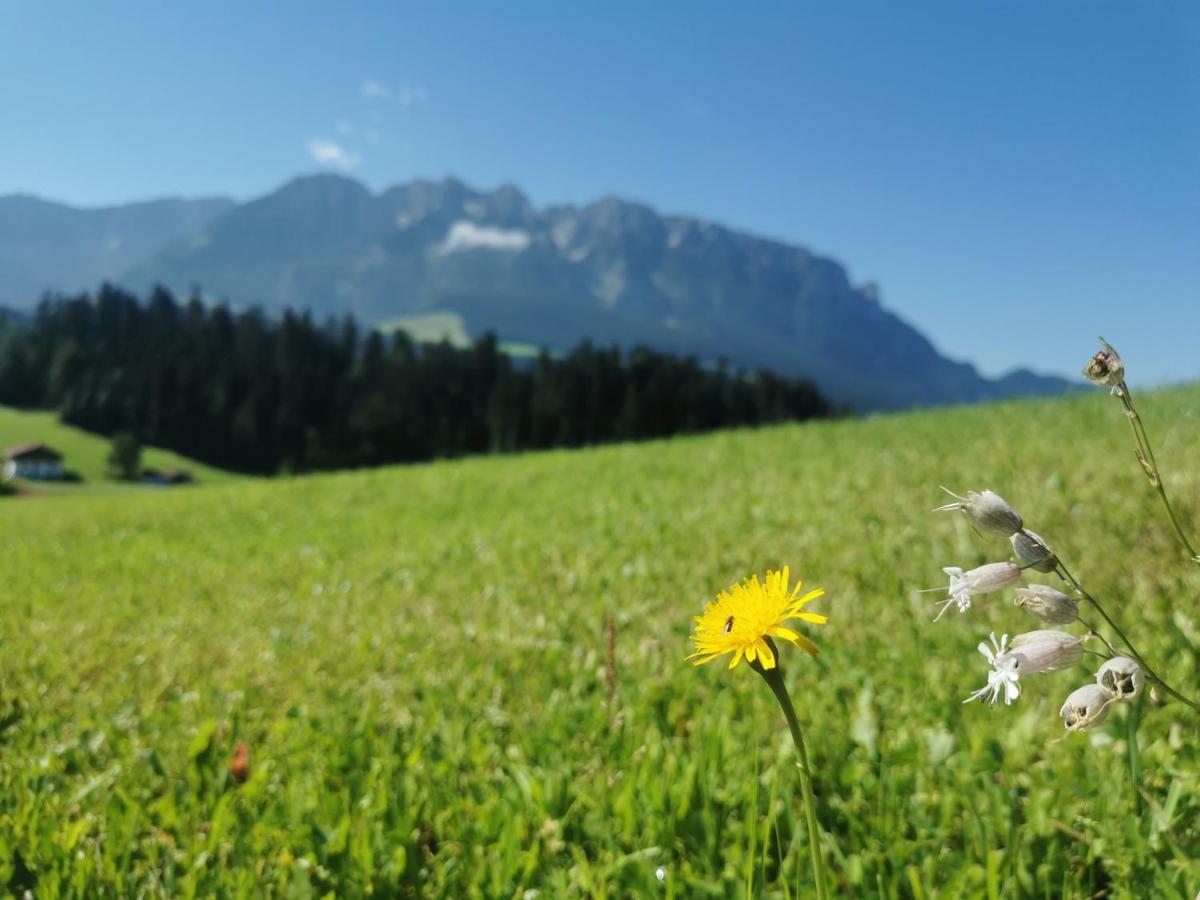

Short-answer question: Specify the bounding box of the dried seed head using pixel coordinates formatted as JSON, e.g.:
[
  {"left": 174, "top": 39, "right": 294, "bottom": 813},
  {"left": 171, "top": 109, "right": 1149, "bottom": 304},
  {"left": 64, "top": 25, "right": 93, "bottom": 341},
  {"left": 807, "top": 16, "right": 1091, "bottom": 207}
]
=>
[
  {"left": 1011, "top": 530, "right": 1057, "bottom": 573},
  {"left": 1083, "top": 337, "right": 1124, "bottom": 388},
  {"left": 1008, "top": 630, "right": 1085, "bottom": 674},
  {"left": 1095, "top": 656, "right": 1144, "bottom": 701},
  {"left": 1014, "top": 585, "right": 1079, "bottom": 625},
  {"left": 936, "top": 488, "right": 1024, "bottom": 536},
  {"left": 1060, "top": 683, "right": 1114, "bottom": 731}
]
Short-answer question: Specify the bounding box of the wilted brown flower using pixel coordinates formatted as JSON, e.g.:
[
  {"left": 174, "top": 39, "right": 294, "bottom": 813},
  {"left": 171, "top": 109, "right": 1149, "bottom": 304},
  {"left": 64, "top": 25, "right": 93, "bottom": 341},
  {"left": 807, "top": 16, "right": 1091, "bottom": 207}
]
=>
[
  {"left": 1083, "top": 337, "right": 1124, "bottom": 388},
  {"left": 229, "top": 742, "right": 251, "bottom": 785}
]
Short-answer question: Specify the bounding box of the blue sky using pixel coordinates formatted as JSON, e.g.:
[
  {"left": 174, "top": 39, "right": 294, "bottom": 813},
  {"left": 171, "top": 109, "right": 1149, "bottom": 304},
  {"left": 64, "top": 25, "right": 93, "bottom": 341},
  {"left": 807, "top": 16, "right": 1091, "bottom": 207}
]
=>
[{"left": 1, "top": 1, "right": 1197, "bottom": 383}]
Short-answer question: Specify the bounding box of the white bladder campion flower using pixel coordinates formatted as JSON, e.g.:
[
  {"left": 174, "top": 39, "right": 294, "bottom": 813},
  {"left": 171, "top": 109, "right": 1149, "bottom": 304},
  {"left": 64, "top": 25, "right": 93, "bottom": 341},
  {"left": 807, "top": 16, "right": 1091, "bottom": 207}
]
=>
[
  {"left": 936, "top": 488, "right": 1024, "bottom": 536},
  {"left": 1008, "top": 630, "right": 1086, "bottom": 672},
  {"left": 1083, "top": 336, "right": 1124, "bottom": 389},
  {"left": 932, "top": 561, "right": 1022, "bottom": 621},
  {"left": 964, "top": 630, "right": 1085, "bottom": 706},
  {"left": 1096, "top": 656, "right": 1144, "bottom": 701},
  {"left": 1014, "top": 585, "right": 1079, "bottom": 625},
  {"left": 1060, "top": 683, "right": 1114, "bottom": 731},
  {"left": 964, "top": 633, "right": 1021, "bottom": 705}
]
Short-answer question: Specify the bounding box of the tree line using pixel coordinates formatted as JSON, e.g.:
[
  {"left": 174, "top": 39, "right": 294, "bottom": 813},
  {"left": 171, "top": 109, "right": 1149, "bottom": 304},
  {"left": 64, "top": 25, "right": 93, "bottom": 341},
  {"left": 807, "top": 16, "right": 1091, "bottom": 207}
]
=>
[{"left": 0, "top": 285, "right": 830, "bottom": 474}]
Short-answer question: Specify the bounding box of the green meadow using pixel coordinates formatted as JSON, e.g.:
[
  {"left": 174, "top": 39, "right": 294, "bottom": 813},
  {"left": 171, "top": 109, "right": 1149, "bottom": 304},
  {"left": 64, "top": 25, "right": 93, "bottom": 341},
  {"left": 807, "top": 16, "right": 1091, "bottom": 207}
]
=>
[{"left": 2, "top": 385, "right": 1199, "bottom": 897}]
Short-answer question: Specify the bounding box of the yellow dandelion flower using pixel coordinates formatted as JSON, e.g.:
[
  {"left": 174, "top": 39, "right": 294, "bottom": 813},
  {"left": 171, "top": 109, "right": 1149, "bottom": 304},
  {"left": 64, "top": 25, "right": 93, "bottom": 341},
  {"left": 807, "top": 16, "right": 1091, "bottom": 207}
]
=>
[{"left": 688, "top": 566, "right": 827, "bottom": 670}]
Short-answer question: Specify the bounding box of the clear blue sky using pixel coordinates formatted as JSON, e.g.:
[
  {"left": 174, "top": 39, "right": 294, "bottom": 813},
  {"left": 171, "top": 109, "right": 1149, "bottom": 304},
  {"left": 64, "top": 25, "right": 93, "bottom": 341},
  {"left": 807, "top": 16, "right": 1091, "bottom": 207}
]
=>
[{"left": 2, "top": 1, "right": 1197, "bottom": 383}]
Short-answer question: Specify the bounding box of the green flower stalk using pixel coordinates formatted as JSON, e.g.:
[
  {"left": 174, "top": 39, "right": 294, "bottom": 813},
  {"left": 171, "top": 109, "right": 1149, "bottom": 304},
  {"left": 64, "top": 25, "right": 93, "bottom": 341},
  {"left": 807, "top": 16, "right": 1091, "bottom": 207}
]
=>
[
  {"left": 688, "top": 568, "right": 830, "bottom": 899},
  {"left": 755, "top": 652, "right": 828, "bottom": 900},
  {"left": 1084, "top": 337, "right": 1200, "bottom": 566}
]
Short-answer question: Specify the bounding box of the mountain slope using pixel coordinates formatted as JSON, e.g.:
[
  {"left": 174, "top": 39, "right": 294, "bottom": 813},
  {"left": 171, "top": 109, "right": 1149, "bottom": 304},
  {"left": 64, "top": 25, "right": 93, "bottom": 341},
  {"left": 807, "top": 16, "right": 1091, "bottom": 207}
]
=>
[
  {"left": 21, "top": 175, "right": 1074, "bottom": 409},
  {"left": 122, "top": 174, "right": 1075, "bottom": 409},
  {"left": 0, "top": 193, "right": 235, "bottom": 306}
]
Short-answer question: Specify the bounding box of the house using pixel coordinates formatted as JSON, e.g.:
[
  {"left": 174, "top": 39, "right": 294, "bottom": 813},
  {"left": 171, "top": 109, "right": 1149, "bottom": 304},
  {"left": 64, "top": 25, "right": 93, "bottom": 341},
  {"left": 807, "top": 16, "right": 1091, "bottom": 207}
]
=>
[{"left": 3, "top": 442, "right": 65, "bottom": 481}]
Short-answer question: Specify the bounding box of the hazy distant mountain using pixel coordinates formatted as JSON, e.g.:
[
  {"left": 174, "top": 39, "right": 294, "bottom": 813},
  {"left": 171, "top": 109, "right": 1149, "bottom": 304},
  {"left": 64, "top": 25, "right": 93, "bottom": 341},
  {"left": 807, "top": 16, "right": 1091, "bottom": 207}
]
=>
[
  {"left": 0, "top": 193, "right": 235, "bottom": 305},
  {"left": 14, "top": 175, "right": 1076, "bottom": 409}
]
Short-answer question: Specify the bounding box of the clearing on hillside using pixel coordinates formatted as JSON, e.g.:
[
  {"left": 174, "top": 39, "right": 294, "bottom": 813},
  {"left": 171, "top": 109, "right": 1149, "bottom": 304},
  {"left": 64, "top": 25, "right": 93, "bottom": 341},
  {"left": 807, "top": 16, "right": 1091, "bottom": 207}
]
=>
[{"left": 0, "top": 406, "right": 238, "bottom": 492}]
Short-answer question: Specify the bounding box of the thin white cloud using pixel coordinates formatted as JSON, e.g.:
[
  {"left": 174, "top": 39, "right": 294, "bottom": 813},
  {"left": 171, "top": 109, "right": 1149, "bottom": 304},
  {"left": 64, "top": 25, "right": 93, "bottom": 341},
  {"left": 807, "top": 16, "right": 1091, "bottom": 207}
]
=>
[
  {"left": 395, "top": 84, "right": 430, "bottom": 107},
  {"left": 362, "top": 78, "right": 429, "bottom": 106},
  {"left": 335, "top": 119, "right": 355, "bottom": 136},
  {"left": 361, "top": 79, "right": 390, "bottom": 99},
  {"left": 306, "top": 139, "right": 361, "bottom": 170},
  {"left": 437, "top": 220, "right": 531, "bottom": 254}
]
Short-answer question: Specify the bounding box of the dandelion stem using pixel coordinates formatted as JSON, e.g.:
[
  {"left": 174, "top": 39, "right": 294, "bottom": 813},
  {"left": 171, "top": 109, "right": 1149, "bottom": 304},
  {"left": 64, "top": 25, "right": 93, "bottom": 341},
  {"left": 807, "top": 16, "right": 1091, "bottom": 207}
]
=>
[
  {"left": 757, "top": 658, "right": 829, "bottom": 900},
  {"left": 1117, "top": 382, "right": 1200, "bottom": 566},
  {"left": 1055, "top": 561, "right": 1200, "bottom": 711}
]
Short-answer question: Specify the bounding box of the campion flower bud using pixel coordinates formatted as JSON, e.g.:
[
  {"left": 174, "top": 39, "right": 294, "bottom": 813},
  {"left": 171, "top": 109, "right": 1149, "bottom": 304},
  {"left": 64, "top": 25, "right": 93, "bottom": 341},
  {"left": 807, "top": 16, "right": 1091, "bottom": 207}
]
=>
[
  {"left": 1095, "top": 656, "right": 1144, "bottom": 701},
  {"left": 1008, "top": 630, "right": 1085, "bottom": 673},
  {"left": 1014, "top": 585, "right": 1079, "bottom": 625},
  {"left": 936, "top": 488, "right": 1023, "bottom": 536},
  {"left": 1060, "top": 683, "right": 1113, "bottom": 731},
  {"left": 1083, "top": 336, "right": 1124, "bottom": 388},
  {"left": 1011, "top": 529, "right": 1057, "bottom": 573},
  {"left": 933, "top": 561, "right": 1022, "bottom": 621}
]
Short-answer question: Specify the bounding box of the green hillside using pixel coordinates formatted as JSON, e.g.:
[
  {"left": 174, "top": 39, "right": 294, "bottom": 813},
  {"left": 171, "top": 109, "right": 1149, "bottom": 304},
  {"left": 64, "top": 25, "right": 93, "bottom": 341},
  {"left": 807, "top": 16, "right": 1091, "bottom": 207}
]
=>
[
  {"left": 0, "top": 406, "right": 238, "bottom": 491},
  {"left": 2, "top": 385, "right": 1198, "bottom": 895}
]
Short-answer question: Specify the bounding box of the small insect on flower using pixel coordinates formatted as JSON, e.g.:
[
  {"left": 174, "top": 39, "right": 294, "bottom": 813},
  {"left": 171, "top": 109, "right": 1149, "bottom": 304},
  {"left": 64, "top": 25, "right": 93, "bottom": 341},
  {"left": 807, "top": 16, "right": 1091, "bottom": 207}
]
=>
[
  {"left": 1083, "top": 336, "right": 1124, "bottom": 388},
  {"left": 936, "top": 488, "right": 1024, "bottom": 536},
  {"left": 1096, "top": 656, "right": 1144, "bottom": 701},
  {"left": 930, "top": 562, "right": 1021, "bottom": 621},
  {"left": 1060, "top": 683, "right": 1114, "bottom": 732},
  {"left": 688, "top": 566, "right": 826, "bottom": 670}
]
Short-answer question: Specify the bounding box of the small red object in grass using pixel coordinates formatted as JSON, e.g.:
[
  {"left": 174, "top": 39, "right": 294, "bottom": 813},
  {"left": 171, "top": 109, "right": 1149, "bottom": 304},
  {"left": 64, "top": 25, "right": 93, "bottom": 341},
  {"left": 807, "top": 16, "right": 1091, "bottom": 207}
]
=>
[{"left": 229, "top": 743, "right": 250, "bottom": 784}]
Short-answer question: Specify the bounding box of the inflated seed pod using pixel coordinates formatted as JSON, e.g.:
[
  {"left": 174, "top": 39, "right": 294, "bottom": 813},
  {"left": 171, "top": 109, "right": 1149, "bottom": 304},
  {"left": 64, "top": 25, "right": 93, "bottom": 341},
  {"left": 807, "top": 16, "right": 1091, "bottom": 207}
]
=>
[{"left": 1095, "top": 656, "right": 1144, "bottom": 701}]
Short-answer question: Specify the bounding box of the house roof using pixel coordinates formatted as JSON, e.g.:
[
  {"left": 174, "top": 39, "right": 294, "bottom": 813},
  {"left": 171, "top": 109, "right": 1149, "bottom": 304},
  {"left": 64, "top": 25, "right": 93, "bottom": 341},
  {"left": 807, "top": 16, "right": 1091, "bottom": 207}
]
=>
[{"left": 5, "top": 442, "right": 63, "bottom": 460}]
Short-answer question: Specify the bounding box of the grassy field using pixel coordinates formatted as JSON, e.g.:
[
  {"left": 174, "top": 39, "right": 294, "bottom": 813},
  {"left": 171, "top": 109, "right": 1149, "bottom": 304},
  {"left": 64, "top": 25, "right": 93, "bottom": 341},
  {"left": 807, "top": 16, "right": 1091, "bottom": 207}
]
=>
[
  {"left": 2, "top": 385, "right": 1199, "bottom": 896},
  {"left": 0, "top": 407, "right": 238, "bottom": 492}
]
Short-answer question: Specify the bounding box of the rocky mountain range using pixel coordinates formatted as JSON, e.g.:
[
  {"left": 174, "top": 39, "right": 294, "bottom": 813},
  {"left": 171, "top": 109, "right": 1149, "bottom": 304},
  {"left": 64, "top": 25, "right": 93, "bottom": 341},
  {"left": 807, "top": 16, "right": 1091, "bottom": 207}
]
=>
[{"left": 0, "top": 175, "right": 1076, "bottom": 409}]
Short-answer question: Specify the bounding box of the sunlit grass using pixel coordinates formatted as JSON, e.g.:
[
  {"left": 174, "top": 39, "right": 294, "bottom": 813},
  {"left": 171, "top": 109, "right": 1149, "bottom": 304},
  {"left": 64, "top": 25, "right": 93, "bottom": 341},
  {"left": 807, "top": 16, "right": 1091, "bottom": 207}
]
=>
[{"left": 1, "top": 385, "right": 1198, "bottom": 895}]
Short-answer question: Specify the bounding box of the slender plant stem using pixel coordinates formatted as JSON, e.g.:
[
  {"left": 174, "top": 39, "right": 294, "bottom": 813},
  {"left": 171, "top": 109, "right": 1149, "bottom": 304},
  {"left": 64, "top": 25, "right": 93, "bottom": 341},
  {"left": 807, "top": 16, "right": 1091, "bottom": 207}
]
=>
[
  {"left": 1076, "top": 618, "right": 1117, "bottom": 657},
  {"left": 1117, "top": 381, "right": 1200, "bottom": 565},
  {"left": 757, "top": 660, "right": 829, "bottom": 900},
  {"left": 1055, "top": 561, "right": 1200, "bottom": 711},
  {"left": 1127, "top": 691, "right": 1145, "bottom": 817}
]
